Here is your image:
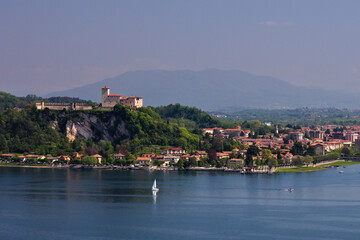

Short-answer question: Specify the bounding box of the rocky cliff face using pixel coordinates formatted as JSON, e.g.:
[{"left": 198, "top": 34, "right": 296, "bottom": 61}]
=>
[{"left": 51, "top": 112, "right": 130, "bottom": 143}]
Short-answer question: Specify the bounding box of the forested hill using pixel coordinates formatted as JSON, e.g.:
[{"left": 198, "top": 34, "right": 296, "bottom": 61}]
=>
[
  {"left": 152, "top": 103, "right": 234, "bottom": 129},
  {"left": 0, "top": 91, "right": 93, "bottom": 111},
  {"left": 0, "top": 103, "right": 234, "bottom": 158}
]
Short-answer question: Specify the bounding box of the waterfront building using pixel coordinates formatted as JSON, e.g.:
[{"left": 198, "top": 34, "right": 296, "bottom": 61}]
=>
[
  {"left": 113, "top": 153, "right": 125, "bottom": 160},
  {"left": 0, "top": 154, "right": 15, "bottom": 159},
  {"left": 136, "top": 157, "right": 151, "bottom": 165},
  {"left": 93, "top": 154, "right": 103, "bottom": 164},
  {"left": 227, "top": 158, "right": 244, "bottom": 168},
  {"left": 163, "top": 155, "right": 180, "bottom": 163}
]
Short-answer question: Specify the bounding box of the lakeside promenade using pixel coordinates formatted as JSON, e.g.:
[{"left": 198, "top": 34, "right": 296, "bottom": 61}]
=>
[{"left": 1, "top": 159, "right": 358, "bottom": 173}]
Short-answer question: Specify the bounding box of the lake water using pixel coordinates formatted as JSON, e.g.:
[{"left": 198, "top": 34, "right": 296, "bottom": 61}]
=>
[{"left": 0, "top": 165, "right": 360, "bottom": 240}]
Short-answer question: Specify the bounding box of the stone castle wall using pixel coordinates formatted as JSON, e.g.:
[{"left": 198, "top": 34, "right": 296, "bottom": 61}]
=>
[{"left": 36, "top": 102, "right": 92, "bottom": 110}]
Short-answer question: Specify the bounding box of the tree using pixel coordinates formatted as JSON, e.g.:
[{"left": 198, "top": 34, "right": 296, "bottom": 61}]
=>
[
  {"left": 0, "top": 135, "right": 9, "bottom": 153},
  {"left": 291, "top": 142, "right": 304, "bottom": 156},
  {"left": 116, "top": 145, "right": 128, "bottom": 156},
  {"left": 262, "top": 149, "right": 273, "bottom": 161},
  {"left": 306, "top": 146, "right": 316, "bottom": 156},
  {"left": 293, "top": 157, "right": 304, "bottom": 167},
  {"left": 247, "top": 145, "right": 260, "bottom": 157},
  {"left": 267, "top": 158, "right": 278, "bottom": 168},
  {"left": 153, "top": 159, "right": 161, "bottom": 166},
  {"left": 255, "top": 158, "right": 263, "bottom": 166},
  {"left": 189, "top": 157, "right": 197, "bottom": 166},
  {"left": 304, "top": 155, "right": 313, "bottom": 166},
  {"left": 81, "top": 156, "right": 97, "bottom": 165},
  {"left": 325, "top": 129, "right": 331, "bottom": 134},
  {"left": 177, "top": 158, "right": 185, "bottom": 170},
  {"left": 212, "top": 135, "right": 224, "bottom": 152},
  {"left": 231, "top": 150, "right": 237, "bottom": 158},
  {"left": 342, "top": 147, "right": 351, "bottom": 157},
  {"left": 262, "top": 149, "right": 277, "bottom": 168},
  {"left": 216, "top": 158, "right": 227, "bottom": 168},
  {"left": 245, "top": 155, "right": 253, "bottom": 167},
  {"left": 208, "top": 149, "right": 217, "bottom": 161},
  {"left": 107, "top": 157, "right": 114, "bottom": 165},
  {"left": 85, "top": 147, "right": 97, "bottom": 156}
]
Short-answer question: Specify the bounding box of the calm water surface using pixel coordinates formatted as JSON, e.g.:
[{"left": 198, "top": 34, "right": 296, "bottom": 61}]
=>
[{"left": 1, "top": 165, "right": 360, "bottom": 240}]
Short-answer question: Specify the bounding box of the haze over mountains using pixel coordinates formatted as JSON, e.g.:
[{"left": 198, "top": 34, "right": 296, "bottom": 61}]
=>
[{"left": 46, "top": 69, "right": 360, "bottom": 111}]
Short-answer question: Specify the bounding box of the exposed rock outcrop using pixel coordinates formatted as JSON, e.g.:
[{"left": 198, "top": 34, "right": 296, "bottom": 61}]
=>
[{"left": 59, "top": 112, "right": 130, "bottom": 143}]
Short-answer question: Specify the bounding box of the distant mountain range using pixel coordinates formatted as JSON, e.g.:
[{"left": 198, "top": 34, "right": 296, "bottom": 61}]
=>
[{"left": 45, "top": 69, "right": 360, "bottom": 111}]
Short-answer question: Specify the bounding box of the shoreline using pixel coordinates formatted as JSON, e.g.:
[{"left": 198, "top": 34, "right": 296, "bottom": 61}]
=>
[
  {"left": 274, "top": 160, "right": 360, "bottom": 173},
  {"left": 1, "top": 159, "right": 359, "bottom": 173}
]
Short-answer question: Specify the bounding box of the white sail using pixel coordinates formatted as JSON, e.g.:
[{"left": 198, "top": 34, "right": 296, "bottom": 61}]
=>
[{"left": 152, "top": 179, "right": 159, "bottom": 192}]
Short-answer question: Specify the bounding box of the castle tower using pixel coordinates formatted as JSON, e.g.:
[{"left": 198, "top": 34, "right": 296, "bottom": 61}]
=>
[{"left": 102, "top": 86, "right": 110, "bottom": 106}]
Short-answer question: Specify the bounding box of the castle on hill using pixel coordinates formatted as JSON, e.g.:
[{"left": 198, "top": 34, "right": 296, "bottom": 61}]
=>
[
  {"left": 101, "top": 87, "right": 143, "bottom": 109},
  {"left": 36, "top": 87, "right": 143, "bottom": 110}
]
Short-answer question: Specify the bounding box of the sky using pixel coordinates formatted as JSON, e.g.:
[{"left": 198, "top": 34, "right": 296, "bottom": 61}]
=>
[{"left": 1, "top": 0, "right": 360, "bottom": 96}]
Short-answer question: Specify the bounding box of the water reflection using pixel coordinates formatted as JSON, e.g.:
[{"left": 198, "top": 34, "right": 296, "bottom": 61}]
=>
[
  {"left": 2, "top": 166, "right": 360, "bottom": 239},
  {"left": 152, "top": 190, "right": 157, "bottom": 204}
]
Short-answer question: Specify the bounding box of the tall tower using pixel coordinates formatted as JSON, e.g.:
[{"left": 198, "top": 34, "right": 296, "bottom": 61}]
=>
[{"left": 102, "top": 86, "right": 110, "bottom": 106}]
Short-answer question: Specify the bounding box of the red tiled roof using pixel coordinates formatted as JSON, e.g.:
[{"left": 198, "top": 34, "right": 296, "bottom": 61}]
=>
[
  {"left": 195, "top": 151, "right": 207, "bottom": 155},
  {"left": 228, "top": 158, "right": 244, "bottom": 161},
  {"left": 114, "top": 153, "right": 125, "bottom": 157},
  {"left": 216, "top": 152, "right": 229, "bottom": 156},
  {"left": 311, "top": 143, "right": 324, "bottom": 146},
  {"left": 0, "top": 154, "right": 15, "bottom": 157}
]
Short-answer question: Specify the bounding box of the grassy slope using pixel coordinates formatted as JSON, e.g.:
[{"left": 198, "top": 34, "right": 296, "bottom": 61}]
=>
[{"left": 275, "top": 161, "right": 360, "bottom": 173}]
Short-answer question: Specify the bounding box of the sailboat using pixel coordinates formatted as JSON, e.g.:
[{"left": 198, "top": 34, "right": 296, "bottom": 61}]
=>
[{"left": 152, "top": 179, "right": 159, "bottom": 192}]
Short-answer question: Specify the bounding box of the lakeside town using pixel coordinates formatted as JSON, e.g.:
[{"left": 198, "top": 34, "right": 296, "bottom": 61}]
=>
[
  {"left": 2, "top": 87, "right": 360, "bottom": 173},
  {"left": 1, "top": 121, "right": 360, "bottom": 173}
]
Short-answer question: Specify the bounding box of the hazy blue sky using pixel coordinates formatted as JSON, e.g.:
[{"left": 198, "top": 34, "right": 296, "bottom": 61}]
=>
[{"left": 1, "top": 0, "right": 360, "bottom": 96}]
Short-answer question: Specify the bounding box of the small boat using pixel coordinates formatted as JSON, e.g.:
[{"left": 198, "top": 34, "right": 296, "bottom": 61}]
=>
[
  {"left": 288, "top": 188, "right": 294, "bottom": 192},
  {"left": 339, "top": 171, "right": 344, "bottom": 174},
  {"left": 152, "top": 179, "right": 159, "bottom": 192}
]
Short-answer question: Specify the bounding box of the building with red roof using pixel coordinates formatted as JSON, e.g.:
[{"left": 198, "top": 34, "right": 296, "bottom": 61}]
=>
[{"left": 102, "top": 87, "right": 143, "bottom": 109}]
